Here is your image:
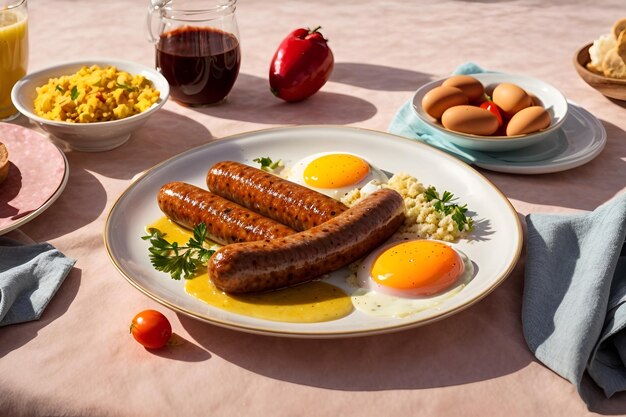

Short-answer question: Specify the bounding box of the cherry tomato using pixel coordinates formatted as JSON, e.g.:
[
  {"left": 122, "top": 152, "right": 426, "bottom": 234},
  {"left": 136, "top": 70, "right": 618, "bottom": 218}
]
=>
[
  {"left": 480, "top": 100, "right": 504, "bottom": 127},
  {"left": 130, "top": 310, "right": 172, "bottom": 349},
  {"left": 269, "top": 26, "right": 334, "bottom": 102}
]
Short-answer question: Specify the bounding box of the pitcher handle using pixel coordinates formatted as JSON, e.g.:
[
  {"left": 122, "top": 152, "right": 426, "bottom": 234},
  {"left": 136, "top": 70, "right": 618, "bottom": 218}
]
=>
[{"left": 146, "top": 0, "right": 170, "bottom": 44}]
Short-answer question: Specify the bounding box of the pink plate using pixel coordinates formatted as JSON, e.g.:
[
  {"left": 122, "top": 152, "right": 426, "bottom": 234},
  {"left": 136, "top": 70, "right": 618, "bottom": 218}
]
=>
[{"left": 0, "top": 123, "right": 68, "bottom": 234}]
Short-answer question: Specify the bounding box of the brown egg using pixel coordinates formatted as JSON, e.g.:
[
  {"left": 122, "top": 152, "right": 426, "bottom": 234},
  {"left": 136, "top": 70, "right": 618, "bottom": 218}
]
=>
[
  {"left": 528, "top": 93, "right": 543, "bottom": 107},
  {"left": 441, "top": 105, "right": 499, "bottom": 136},
  {"left": 506, "top": 106, "right": 550, "bottom": 136},
  {"left": 442, "top": 75, "right": 485, "bottom": 102},
  {"left": 492, "top": 83, "right": 532, "bottom": 117},
  {"left": 421, "top": 86, "right": 468, "bottom": 119}
]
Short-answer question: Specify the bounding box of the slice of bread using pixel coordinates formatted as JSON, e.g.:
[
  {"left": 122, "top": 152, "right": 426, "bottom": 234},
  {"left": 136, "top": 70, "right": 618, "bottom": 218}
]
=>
[
  {"left": 617, "top": 30, "right": 626, "bottom": 64},
  {"left": 603, "top": 47, "right": 626, "bottom": 79},
  {"left": 0, "top": 142, "right": 9, "bottom": 185},
  {"left": 613, "top": 18, "right": 626, "bottom": 40}
]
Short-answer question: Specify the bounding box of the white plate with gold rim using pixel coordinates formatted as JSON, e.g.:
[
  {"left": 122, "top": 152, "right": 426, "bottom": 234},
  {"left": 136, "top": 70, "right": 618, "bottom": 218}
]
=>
[{"left": 104, "top": 126, "right": 522, "bottom": 338}]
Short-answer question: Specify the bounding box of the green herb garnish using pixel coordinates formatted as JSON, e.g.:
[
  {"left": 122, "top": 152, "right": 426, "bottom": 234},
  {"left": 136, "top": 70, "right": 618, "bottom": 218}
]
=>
[
  {"left": 55, "top": 85, "right": 65, "bottom": 93},
  {"left": 116, "top": 82, "right": 138, "bottom": 92},
  {"left": 253, "top": 157, "right": 282, "bottom": 172},
  {"left": 424, "top": 186, "right": 474, "bottom": 231},
  {"left": 141, "top": 223, "right": 215, "bottom": 280},
  {"left": 70, "top": 85, "right": 79, "bottom": 100}
]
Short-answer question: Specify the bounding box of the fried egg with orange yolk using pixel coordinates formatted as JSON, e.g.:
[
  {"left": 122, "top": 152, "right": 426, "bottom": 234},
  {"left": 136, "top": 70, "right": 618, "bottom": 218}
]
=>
[
  {"left": 287, "top": 152, "right": 388, "bottom": 199},
  {"left": 353, "top": 239, "right": 474, "bottom": 318}
]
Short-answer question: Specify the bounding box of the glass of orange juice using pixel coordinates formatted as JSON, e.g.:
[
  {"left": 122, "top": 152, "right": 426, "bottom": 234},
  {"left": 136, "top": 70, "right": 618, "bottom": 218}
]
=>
[{"left": 0, "top": 0, "right": 27, "bottom": 121}]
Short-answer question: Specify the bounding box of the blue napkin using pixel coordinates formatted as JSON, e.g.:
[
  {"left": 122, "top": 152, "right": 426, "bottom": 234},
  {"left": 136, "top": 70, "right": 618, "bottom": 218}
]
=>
[
  {"left": 388, "top": 62, "right": 502, "bottom": 165},
  {"left": 523, "top": 192, "right": 626, "bottom": 405},
  {"left": 0, "top": 237, "right": 75, "bottom": 326}
]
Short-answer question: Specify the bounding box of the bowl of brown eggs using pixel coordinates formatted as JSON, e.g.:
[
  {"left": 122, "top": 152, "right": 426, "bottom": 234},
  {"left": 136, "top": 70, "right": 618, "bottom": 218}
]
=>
[
  {"left": 412, "top": 73, "right": 568, "bottom": 152},
  {"left": 574, "top": 18, "right": 626, "bottom": 101}
]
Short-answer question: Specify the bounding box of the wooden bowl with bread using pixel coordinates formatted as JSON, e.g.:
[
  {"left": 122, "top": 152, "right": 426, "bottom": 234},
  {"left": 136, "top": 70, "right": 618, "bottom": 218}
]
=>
[
  {"left": 574, "top": 43, "right": 626, "bottom": 101},
  {"left": 574, "top": 18, "right": 626, "bottom": 101}
]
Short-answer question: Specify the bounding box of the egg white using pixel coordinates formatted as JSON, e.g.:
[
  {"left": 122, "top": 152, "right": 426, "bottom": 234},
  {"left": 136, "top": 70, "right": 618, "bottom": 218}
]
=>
[
  {"left": 286, "top": 152, "right": 389, "bottom": 199},
  {"left": 351, "top": 240, "right": 475, "bottom": 318}
]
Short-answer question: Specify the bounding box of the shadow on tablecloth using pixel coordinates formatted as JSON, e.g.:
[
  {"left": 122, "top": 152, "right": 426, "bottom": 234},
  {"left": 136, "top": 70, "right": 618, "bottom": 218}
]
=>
[
  {"left": 69, "top": 109, "right": 215, "bottom": 181},
  {"left": 331, "top": 63, "right": 432, "bottom": 92},
  {"left": 479, "top": 119, "right": 626, "bottom": 212},
  {"left": 190, "top": 73, "right": 378, "bottom": 125}
]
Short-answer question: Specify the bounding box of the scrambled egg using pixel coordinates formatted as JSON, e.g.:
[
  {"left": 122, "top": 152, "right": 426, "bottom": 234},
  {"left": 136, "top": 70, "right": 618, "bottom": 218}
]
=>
[
  {"left": 34, "top": 65, "right": 160, "bottom": 123},
  {"left": 341, "top": 172, "right": 472, "bottom": 242}
]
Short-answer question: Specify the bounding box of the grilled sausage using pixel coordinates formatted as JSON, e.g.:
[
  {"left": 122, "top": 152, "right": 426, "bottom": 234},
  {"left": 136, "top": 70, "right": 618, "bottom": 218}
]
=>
[
  {"left": 206, "top": 160, "right": 348, "bottom": 231},
  {"left": 208, "top": 189, "right": 406, "bottom": 293},
  {"left": 157, "top": 182, "right": 296, "bottom": 245}
]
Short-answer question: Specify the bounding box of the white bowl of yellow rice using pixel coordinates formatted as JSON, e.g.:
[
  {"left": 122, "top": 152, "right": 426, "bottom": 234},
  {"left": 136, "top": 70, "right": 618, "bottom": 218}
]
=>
[{"left": 11, "top": 59, "right": 169, "bottom": 152}]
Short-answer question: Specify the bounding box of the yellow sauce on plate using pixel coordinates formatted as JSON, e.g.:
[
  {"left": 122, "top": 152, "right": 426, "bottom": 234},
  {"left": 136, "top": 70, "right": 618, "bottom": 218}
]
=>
[{"left": 147, "top": 216, "right": 353, "bottom": 323}]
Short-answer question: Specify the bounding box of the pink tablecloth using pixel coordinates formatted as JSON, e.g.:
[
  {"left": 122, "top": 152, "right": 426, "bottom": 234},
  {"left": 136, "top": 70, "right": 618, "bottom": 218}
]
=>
[{"left": 1, "top": 0, "right": 625, "bottom": 415}]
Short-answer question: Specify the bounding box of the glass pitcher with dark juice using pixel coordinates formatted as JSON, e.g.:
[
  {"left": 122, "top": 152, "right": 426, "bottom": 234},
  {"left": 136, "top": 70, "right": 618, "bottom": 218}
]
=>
[{"left": 148, "top": 0, "right": 240, "bottom": 105}]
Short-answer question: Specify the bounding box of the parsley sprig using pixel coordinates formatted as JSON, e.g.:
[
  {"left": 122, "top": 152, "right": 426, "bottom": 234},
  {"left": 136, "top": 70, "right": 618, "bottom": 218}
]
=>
[
  {"left": 141, "top": 223, "right": 215, "bottom": 280},
  {"left": 253, "top": 157, "right": 282, "bottom": 172},
  {"left": 424, "top": 186, "right": 473, "bottom": 231}
]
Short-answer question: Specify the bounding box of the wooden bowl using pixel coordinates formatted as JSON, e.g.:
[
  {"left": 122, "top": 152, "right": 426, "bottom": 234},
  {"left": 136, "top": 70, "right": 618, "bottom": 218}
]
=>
[{"left": 574, "top": 43, "right": 626, "bottom": 101}]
